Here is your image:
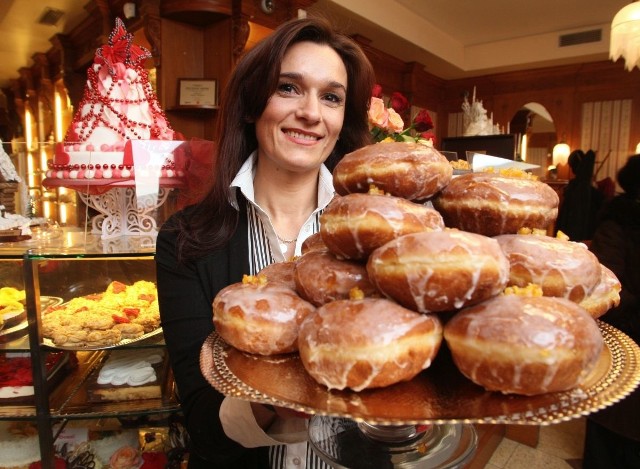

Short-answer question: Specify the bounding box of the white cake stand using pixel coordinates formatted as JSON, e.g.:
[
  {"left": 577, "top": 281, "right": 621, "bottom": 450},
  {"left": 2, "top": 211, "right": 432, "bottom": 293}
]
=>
[
  {"left": 43, "top": 178, "right": 182, "bottom": 240},
  {"left": 77, "top": 185, "right": 171, "bottom": 239}
]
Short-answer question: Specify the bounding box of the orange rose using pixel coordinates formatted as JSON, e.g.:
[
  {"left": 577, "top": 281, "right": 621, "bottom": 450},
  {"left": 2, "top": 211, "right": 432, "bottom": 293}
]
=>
[
  {"left": 368, "top": 97, "right": 389, "bottom": 129},
  {"left": 110, "top": 446, "right": 142, "bottom": 469},
  {"left": 386, "top": 108, "right": 405, "bottom": 133}
]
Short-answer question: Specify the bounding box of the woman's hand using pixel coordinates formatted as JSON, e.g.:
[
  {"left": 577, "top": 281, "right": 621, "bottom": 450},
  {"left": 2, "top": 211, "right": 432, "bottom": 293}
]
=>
[{"left": 251, "top": 402, "right": 311, "bottom": 430}]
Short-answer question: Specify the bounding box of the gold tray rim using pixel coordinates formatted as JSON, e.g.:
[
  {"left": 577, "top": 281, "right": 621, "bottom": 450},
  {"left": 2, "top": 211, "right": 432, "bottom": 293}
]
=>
[{"left": 200, "top": 321, "right": 640, "bottom": 425}]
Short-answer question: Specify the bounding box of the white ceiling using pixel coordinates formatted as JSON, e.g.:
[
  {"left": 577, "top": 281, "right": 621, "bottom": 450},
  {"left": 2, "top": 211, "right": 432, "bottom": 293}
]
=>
[
  {"left": 309, "top": 0, "right": 630, "bottom": 79},
  {"left": 0, "top": 0, "right": 631, "bottom": 89}
]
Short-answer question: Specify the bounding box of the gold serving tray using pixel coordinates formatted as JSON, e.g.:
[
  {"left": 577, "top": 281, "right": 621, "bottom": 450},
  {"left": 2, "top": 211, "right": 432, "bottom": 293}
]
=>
[{"left": 200, "top": 321, "right": 640, "bottom": 425}]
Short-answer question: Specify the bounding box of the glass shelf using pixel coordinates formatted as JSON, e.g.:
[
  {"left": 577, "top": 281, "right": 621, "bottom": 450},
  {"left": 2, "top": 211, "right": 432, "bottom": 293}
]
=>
[{"left": 1, "top": 227, "right": 158, "bottom": 258}]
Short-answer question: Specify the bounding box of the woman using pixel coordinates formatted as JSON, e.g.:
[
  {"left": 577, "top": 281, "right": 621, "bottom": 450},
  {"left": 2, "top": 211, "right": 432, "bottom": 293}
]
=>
[
  {"left": 156, "top": 17, "right": 375, "bottom": 468},
  {"left": 554, "top": 149, "right": 604, "bottom": 241},
  {"left": 583, "top": 155, "right": 640, "bottom": 469}
]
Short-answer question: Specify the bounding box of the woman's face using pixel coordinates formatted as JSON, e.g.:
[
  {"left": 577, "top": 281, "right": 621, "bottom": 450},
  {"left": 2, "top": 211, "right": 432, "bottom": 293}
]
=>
[{"left": 255, "top": 41, "right": 347, "bottom": 174}]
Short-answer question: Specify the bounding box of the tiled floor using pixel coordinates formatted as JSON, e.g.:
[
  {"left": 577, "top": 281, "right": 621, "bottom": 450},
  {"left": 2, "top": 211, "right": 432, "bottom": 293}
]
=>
[{"left": 485, "top": 418, "right": 586, "bottom": 469}]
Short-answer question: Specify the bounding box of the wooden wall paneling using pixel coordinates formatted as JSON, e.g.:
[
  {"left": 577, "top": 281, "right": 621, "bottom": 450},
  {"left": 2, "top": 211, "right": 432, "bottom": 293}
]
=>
[
  {"left": 356, "top": 35, "right": 408, "bottom": 95},
  {"left": 160, "top": 19, "right": 207, "bottom": 139},
  {"left": 204, "top": 18, "right": 234, "bottom": 103},
  {"left": 160, "top": 0, "right": 232, "bottom": 25}
]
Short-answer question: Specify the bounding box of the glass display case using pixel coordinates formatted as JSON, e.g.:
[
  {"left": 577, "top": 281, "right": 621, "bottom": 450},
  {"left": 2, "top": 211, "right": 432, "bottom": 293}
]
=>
[{"left": 0, "top": 229, "right": 180, "bottom": 469}]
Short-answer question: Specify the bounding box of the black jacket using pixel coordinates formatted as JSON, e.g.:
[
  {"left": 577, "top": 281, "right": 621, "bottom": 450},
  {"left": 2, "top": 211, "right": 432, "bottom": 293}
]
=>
[{"left": 156, "top": 203, "right": 269, "bottom": 468}]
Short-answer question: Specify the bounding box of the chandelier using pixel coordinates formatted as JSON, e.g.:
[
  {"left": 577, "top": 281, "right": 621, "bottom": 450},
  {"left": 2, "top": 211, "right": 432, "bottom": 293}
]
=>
[{"left": 610, "top": 1, "right": 640, "bottom": 71}]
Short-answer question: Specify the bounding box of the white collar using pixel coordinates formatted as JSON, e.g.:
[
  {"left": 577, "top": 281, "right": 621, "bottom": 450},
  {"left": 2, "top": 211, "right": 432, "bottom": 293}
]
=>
[{"left": 228, "top": 150, "right": 336, "bottom": 210}]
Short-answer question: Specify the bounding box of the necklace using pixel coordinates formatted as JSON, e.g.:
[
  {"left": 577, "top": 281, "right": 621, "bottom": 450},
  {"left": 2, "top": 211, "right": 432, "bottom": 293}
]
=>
[{"left": 275, "top": 232, "right": 298, "bottom": 255}]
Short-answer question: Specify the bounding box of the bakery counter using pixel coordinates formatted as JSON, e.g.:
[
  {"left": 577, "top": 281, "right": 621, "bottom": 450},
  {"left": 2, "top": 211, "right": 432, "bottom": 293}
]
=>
[{"left": 0, "top": 227, "right": 181, "bottom": 467}]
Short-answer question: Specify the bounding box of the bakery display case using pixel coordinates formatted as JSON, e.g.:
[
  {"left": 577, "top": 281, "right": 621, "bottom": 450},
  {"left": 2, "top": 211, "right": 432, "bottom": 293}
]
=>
[{"left": 0, "top": 229, "right": 181, "bottom": 468}]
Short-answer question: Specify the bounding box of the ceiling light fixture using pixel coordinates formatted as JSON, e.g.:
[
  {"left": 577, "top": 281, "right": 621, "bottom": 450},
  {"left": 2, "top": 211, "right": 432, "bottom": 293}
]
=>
[{"left": 610, "top": 1, "right": 640, "bottom": 70}]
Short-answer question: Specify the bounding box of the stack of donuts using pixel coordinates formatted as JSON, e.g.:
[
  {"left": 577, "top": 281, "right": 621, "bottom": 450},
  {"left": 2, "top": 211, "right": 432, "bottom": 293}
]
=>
[{"left": 212, "top": 141, "right": 619, "bottom": 396}]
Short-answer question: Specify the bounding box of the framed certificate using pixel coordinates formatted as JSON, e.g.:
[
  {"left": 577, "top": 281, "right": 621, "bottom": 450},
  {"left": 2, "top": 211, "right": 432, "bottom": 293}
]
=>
[{"left": 178, "top": 79, "right": 218, "bottom": 108}]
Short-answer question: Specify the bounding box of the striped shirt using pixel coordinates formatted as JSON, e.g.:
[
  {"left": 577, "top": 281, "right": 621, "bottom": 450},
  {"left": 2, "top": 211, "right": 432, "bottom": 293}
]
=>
[{"left": 227, "top": 153, "right": 335, "bottom": 469}]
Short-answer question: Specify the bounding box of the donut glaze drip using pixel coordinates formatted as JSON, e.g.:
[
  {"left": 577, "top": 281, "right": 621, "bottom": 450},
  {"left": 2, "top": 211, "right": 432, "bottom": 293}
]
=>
[
  {"left": 367, "top": 230, "right": 510, "bottom": 313},
  {"left": 496, "top": 234, "right": 601, "bottom": 302},
  {"left": 213, "top": 281, "right": 316, "bottom": 355},
  {"left": 579, "top": 264, "right": 621, "bottom": 318},
  {"left": 298, "top": 298, "right": 443, "bottom": 391},
  {"left": 432, "top": 172, "right": 559, "bottom": 236},
  {"left": 320, "top": 193, "right": 444, "bottom": 260},
  {"left": 444, "top": 295, "right": 604, "bottom": 395},
  {"left": 333, "top": 142, "right": 453, "bottom": 200}
]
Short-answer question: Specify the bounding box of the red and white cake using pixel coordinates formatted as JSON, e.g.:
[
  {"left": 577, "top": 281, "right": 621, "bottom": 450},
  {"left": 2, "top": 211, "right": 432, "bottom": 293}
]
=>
[
  {"left": 0, "top": 352, "right": 75, "bottom": 403},
  {"left": 44, "top": 18, "right": 183, "bottom": 183}
]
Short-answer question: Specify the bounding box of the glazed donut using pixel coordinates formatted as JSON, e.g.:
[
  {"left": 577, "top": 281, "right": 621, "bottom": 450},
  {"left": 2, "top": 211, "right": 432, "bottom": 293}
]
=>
[
  {"left": 579, "top": 264, "right": 621, "bottom": 319},
  {"left": 320, "top": 192, "right": 445, "bottom": 260},
  {"left": 444, "top": 295, "right": 604, "bottom": 395},
  {"left": 257, "top": 261, "right": 297, "bottom": 290},
  {"left": 298, "top": 297, "right": 443, "bottom": 391},
  {"left": 367, "top": 230, "right": 510, "bottom": 313},
  {"left": 432, "top": 172, "right": 559, "bottom": 236},
  {"left": 332, "top": 141, "right": 453, "bottom": 201},
  {"left": 301, "top": 232, "right": 328, "bottom": 255},
  {"left": 495, "top": 234, "right": 601, "bottom": 302},
  {"left": 294, "top": 250, "right": 378, "bottom": 306},
  {"left": 213, "top": 276, "right": 316, "bottom": 355}
]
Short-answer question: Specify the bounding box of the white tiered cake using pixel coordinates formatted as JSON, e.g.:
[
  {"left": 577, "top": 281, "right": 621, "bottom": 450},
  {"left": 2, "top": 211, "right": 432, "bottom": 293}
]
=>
[{"left": 44, "top": 18, "right": 183, "bottom": 183}]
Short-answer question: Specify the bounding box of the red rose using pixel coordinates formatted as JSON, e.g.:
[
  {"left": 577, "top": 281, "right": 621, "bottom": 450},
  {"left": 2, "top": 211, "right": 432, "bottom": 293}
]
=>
[
  {"left": 420, "top": 131, "right": 436, "bottom": 142},
  {"left": 413, "top": 109, "right": 433, "bottom": 132},
  {"left": 371, "top": 84, "right": 383, "bottom": 98},
  {"left": 389, "top": 92, "right": 410, "bottom": 114}
]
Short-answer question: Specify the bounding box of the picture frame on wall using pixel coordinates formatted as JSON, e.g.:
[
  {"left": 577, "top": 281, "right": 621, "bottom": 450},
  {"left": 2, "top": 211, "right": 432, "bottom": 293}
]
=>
[{"left": 177, "top": 79, "right": 218, "bottom": 108}]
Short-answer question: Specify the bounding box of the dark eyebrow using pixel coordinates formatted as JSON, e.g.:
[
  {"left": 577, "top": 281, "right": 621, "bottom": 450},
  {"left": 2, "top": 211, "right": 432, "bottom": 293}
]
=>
[{"left": 279, "top": 72, "right": 346, "bottom": 93}]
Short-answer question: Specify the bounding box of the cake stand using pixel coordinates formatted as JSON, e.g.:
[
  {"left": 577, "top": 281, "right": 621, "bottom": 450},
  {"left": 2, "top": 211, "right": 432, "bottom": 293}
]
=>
[
  {"left": 43, "top": 178, "right": 182, "bottom": 240},
  {"left": 200, "top": 321, "right": 640, "bottom": 468}
]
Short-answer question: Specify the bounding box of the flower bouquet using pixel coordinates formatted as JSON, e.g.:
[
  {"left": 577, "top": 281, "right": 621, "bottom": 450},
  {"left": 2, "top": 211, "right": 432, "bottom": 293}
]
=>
[{"left": 368, "top": 84, "right": 435, "bottom": 145}]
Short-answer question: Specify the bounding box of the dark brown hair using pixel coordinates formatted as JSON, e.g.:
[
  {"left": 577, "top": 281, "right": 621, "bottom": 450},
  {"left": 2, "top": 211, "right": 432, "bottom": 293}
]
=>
[{"left": 175, "top": 16, "right": 375, "bottom": 260}]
